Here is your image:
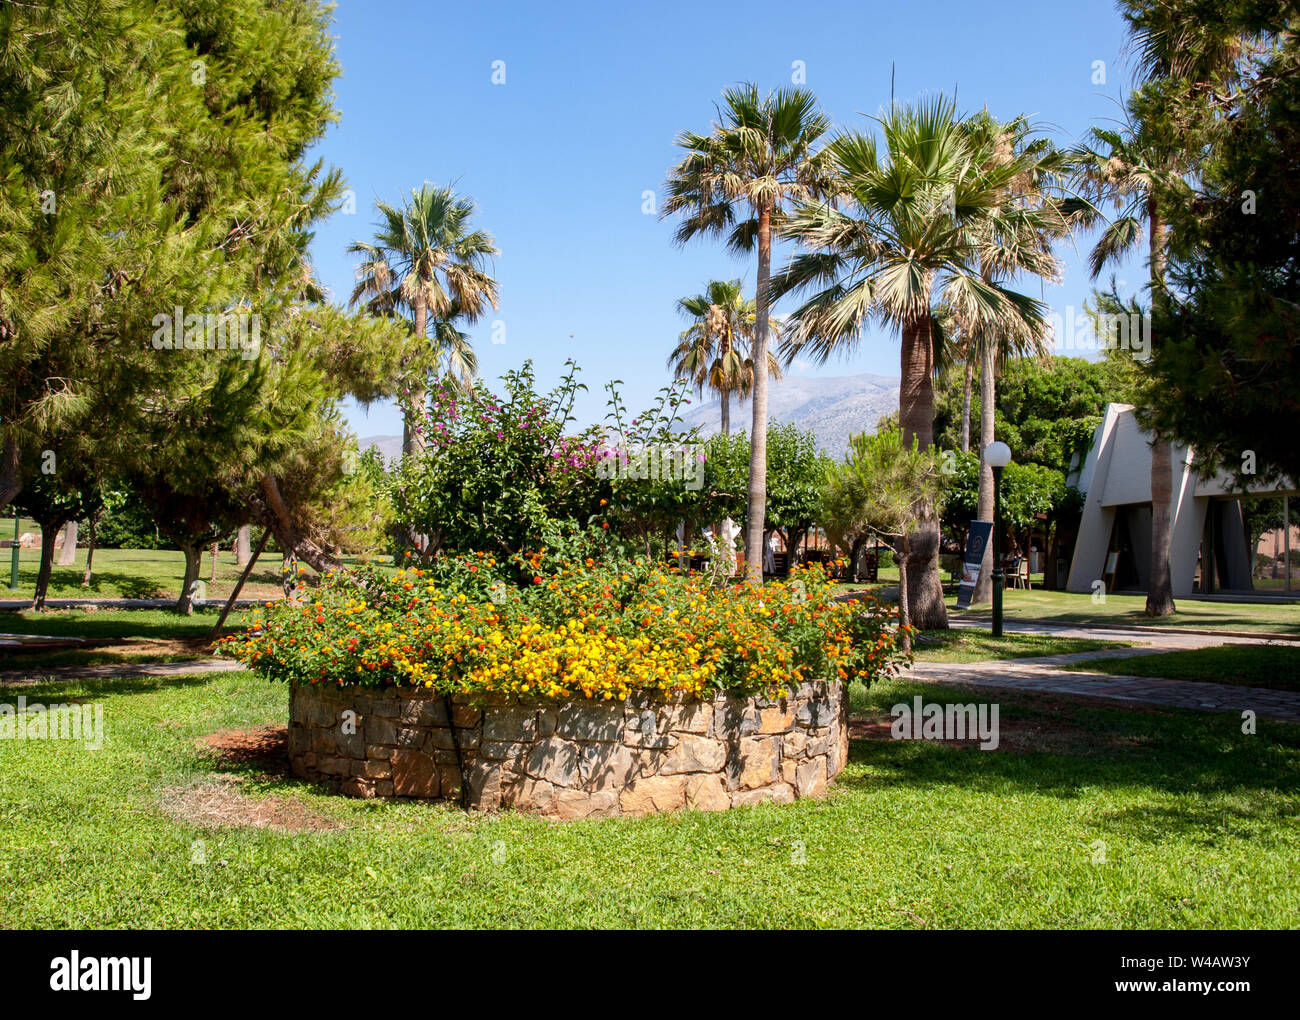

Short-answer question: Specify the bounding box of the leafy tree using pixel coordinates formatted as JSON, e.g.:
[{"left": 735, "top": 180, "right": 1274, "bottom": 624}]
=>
[
  {"left": 663, "top": 84, "right": 831, "bottom": 583},
  {"left": 1137, "top": 2, "right": 1300, "bottom": 489},
  {"left": 822, "top": 429, "right": 946, "bottom": 652}
]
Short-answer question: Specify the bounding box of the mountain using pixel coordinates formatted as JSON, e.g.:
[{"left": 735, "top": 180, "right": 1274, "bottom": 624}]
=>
[
  {"left": 676, "top": 373, "right": 900, "bottom": 459},
  {"left": 359, "top": 434, "right": 403, "bottom": 463}
]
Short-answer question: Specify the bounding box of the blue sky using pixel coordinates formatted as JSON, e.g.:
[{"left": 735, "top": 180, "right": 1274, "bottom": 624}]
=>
[{"left": 308, "top": 0, "right": 1142, "bottom": 437}]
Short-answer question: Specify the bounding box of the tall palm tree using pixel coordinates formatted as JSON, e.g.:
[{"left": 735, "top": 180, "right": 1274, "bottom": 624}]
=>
[
  {"left": 348, "top": 183, "right": 498, "bottom": 456},
  {"left": 959, "top": 112, "right": 1068, "bottom": 603},
  {"left": 667, "top": 279, "right": 782, "bottom": 435},
  {"left": 1071, "top": 118, "right": 1185, "bottom": 616},
  {"left": 773, "top": 97, "right": 1061, "bottom": 628},
  {"left": 663, "top": 84, "right": 831, "bottom": 583}
]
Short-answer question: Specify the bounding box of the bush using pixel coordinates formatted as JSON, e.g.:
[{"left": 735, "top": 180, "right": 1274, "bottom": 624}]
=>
[{"left": 224, "top": 534, "right": 909, "bottom": 698}]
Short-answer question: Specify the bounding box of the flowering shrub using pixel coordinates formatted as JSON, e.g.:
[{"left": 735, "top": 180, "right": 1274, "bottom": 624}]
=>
[{"left": 223, "top": 548, "right": 910, "bottom": 700}]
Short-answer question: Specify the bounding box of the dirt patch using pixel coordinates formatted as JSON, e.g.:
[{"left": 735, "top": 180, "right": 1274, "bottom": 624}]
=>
[
  {"left": 199, "top": 725, "right": 291, "bottom": 777},
  {"left": 159, "top": 774, "right": 340, "bottom": 833}
]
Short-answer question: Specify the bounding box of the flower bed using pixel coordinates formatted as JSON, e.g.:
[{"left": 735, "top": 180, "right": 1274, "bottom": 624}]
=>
[
  {"left": 224, "top": 540, "right": 907, "bottom": 813},
  {"left": 289, "top": 680, "right": 849, "bottom": 817}
]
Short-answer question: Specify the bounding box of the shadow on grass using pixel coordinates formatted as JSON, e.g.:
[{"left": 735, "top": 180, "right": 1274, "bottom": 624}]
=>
[
  {"left": 0, "top": 608, "right": 244, "bottom": 641},
  {"left": 0, "top": 672, "right": 218, "bottom": 699},
  {"left": 842, "top": 679, "right": 1300, "bottom": 818}
]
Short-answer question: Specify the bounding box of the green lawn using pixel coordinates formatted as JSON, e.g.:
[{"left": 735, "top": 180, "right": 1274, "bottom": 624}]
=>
[
  {"left": 0, "top": 607, "right": 250, "bottom": 641},
  {"left": 954, "top": 588, "right": 1300, "bottom": 635},
  {"left": 0, "top": 544, "right": 394, "bottom": 604},
  {"left": 1077, "top": 644, "right": 1300, "bottom": 692},
  {"left": 911, "top": 630, "right": 1127, "bottom": 663},
  {"left": 1, "top": 668, "right": 1296, "bottom": 929}
]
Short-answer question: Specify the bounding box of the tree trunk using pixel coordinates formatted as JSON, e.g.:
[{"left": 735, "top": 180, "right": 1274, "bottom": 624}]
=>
[
  {"left": 896, "top": 536, "right": 912, "bottom": 654},
  {"left": 82, "top": 517, "right": 98, "bottom": 587},
  {"left": 0, "top": 436, "right": 20, "bottom": 513},
  {"left": 176, "top": 542, "right": 202, "bottom": 615},
  {"left": 899, "top": 309, "right": 948, "bottom": 629},
  {"left": 1146, "top": 434, "right": 1176, "bottom": 615},
  {"left": 32, "top": 518, "right": 65, "bottom": 610},
  {"left": 973, "top": 339, "right": 996, "bottom": 605},
  {"left": 213, "top": 528, "right": 270, "bottom": 637},
  {"left": 1145, "top": 200, "right": 1175, "bottom": 616},
  {"left": 744, "top": 203, "right": 773, "bottom": 586},
  {"left": 56, "top": 520, "right": 77, "bottom": 566},
  {"left": 720, "top": 391, "right": 730, "bottom": 436},
  {"left": 235, "top": 523, "right": 251, "bottom": 566},
  {"left": 403, "top": 292, "right": 429, "bottom": 458},
  {"left": 257, "top": 473, "right": 343, "bottom": 574},
  {"left": 960, "top": 357, "right": 973, "bottom": 454}
]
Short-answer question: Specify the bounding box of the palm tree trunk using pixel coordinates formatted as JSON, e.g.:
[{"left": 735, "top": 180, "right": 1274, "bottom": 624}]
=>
[
  {"left": 973, "top": 339, "right": 996, "bottom": 605},
  {"left": 744, "top": 204, "right": 773, "bottom": 586},
  {"left": 1145, "top": 200, "right": 1174, "bottom": 616},
  {"left": 720, "top": 390, "right": 730, "bottom": 436},
  {"left": 960, "top": 357, "right": 973, "bottom": 454},
  {"left": 899, "top": 310, "right": 947, "bottom": 629},
  {"left": 404, "top": 294, "right": 429, "bottom": 458}
]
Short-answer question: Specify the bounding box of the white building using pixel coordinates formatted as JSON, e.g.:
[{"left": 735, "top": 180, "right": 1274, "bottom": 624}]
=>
[{"left": 1066, "top": 403, "right": 1298, "bottom": 598}]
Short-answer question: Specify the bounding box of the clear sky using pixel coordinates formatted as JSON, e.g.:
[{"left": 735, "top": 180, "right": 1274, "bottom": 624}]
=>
[{"left": 308, "top": 0, "right": 1143, "bottom": 438}]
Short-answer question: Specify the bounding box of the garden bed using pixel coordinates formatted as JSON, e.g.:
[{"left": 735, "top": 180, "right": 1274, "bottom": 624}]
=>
[{"left": 289, "top": 679, "right": 849, "bottom": 818}]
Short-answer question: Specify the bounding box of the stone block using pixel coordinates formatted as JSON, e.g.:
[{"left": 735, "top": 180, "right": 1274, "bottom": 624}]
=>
[
  {"left": 391, "top": 749, "right": 438, "bottom": 797},
  {"left": 620, "top": 775, "right": 688, "bottom": 816},
  {"left": 555, "top": 701, "right": 623, "bottom": 742},
  {"left": 660, "top": 734, "right": 726, "bottom": 775},
  {"left": 483, "top": 706, "right": 537, "bottom": 742},
  {"left": 684, "top": 774, "right": 730, "bottom": 812},
  {"left": 525, "top": 736, "right": 581, "bottom": 788}
]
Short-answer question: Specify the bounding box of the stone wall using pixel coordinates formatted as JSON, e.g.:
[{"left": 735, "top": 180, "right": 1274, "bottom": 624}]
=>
[{"left": 288, "top": 681, "right": 849, "bottom": 819}]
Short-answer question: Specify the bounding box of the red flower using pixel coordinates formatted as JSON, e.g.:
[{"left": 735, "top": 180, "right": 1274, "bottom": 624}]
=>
[{"left": 533, "top": 576, "right": 542, "bottom": 584}]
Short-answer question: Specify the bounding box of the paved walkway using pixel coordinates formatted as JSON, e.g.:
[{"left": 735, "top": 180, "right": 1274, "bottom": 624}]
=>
[
  {"left": 0, "top": 658, "right": 241, "bottom": 687},
  {"left": 908, "top": 619, "right": 1300, "bottom": 723}
]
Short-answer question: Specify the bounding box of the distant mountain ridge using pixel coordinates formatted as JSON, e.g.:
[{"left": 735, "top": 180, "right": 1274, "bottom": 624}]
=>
[
  {"left": 676, "top": 373, "right": 900, "bottom": 458},
  {"left": 360, "top": 373, "right": 900, "bottom": 463}
]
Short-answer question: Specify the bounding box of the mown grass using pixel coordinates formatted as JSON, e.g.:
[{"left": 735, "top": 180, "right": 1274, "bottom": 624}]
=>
[
  {"left": 0, "top": 608, "right": 251, "bottom": 642},
  {"left": 0, "top": 546, "right": 395, "bottom": 604},
  {"left": 910, "top": 630, "right": 1126, "bottom": 663},
  {"left": 955, "top": 588, "right": 1300, "bottom": 635},
  {"left": 0, "top": 667, "right": 1295, "bottom": 929},
  {"left": 1077, "top": 643, "right": 1300, "bottom": 692}
]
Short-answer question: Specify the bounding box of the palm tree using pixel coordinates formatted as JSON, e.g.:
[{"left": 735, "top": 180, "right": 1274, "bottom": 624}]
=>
[
  {"left": 959, "top": 112, "right": 1068, "bottom": 603},
  {"left": 349, "top": 184, "right": 498, "bottom": 456},
  {"left": 773, "top": 96, "right": 1061, "bottom": 628},
  {"left": 667, "top": 279, "right": 782, "bottom": 435},
  {"left": 1071, "top": 118, "right": 1185, "bottom": 615},
  {"left": 663, "top": 84, "right": 831, "bottom": 583}
]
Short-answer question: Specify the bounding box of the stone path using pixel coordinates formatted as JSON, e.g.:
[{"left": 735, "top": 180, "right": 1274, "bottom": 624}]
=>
[
  {"left": 0, "top": 658, "right": 241, "bottom": 687},
  {"left": 908, "top": 619, "right": 1300, "bottom": 723}
]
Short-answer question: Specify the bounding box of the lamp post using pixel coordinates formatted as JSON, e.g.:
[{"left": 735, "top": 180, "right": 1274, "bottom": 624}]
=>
[{"left": 984, "top": 441, "right": 1012, "bottom": 638}]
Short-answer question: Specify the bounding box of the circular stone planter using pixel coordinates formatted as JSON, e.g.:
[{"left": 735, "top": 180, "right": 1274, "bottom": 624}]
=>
[{"left": 288, "top": 681, "right": 849, "bottom": 819}]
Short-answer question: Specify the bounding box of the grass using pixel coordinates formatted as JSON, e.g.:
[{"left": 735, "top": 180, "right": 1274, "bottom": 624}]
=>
[
  {"left": 1, "top": 667, "right": 1296, "bottom": 929},
  {"left": 954, "top": 587, "right": 1300, "bottom": 635},
  {"left": 0, "top": 607, "right": 250, "bottom": 642},
  {"left": 1076, "top": 644, "right": 1300, "bottom": 692},
  {"left": 0, "top": 650, "right": 203, "bottom": 671},
  {"left": 910, "top": 630, "right": 1127, "bottom": 663},
  {"left": 0, "top": 545, "right": 395, "bottom": 604}
]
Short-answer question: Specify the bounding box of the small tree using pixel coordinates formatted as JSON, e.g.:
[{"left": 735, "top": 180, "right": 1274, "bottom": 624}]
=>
[{"left": 822, "top": 430, "right": 946, "bottom": 652}]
